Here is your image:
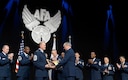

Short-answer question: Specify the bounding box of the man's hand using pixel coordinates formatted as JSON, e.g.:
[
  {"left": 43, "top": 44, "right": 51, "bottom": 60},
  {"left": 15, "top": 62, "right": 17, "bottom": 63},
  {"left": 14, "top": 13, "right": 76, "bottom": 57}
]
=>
[
  {"left": 29, "top": 53, "right": 34, "bottom": 60},
  {"left": 45, "top": 64, "right": 56, "bottom": 69},
  {"left": 88, "top": 59, "right": 93, "bottom": 64},
  {"left": 116, "top": 63, "right": 121, "bottom": 69},
  {"left": 8, "top": 53, "right": 14, "bottom": 60}
]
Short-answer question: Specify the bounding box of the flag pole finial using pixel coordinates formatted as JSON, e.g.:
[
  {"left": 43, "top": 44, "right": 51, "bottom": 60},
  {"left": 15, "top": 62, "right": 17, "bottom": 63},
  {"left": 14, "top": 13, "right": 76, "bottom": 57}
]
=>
[
  {"left": 21, "top": 31, "right": 24, "bottom": 34},
  {"left": 68, "top": 35, "right": 71, "bottom": 43},
  {"left": 53, "top": 33, "right": 56, "bottom": 38},
  {"left": 69, "top": 35, "right": 71, "bottom": 39},
  {"left": 21, "top": 31, "right": 24, "bottom": 39}
]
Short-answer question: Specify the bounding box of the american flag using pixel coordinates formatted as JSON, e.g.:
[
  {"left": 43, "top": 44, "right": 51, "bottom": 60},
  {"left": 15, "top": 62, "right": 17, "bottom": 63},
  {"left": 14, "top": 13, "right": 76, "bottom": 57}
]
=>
[{"left": 15, "top": 31, "right": 24, "bottom": 73}]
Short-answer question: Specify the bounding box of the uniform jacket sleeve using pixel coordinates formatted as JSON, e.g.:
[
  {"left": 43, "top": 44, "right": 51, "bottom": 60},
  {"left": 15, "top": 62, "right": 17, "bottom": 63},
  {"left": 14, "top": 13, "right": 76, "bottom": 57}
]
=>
[
  {"left": 0, "top": 53, "right": 10, "bottom": 65},
  {"left": 19, "top": 54, "right": 31, "bottom": 65},
  {"left": 56, "top": 48, "right": 73, "bottom": 68},
  {"left": 33, "top": 50, "right": 46, "bottom": 70},
  {"left": 90, "top": 59, "right": 101, "bottom": 70}
]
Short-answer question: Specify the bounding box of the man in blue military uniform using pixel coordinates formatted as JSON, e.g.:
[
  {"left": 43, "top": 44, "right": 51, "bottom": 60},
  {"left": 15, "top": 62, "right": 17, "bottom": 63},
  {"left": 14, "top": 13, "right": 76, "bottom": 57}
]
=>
[
  {"left": 16, "top": 46, "right": 33, "bottom": 80},
  {"left": 86, "top": 51, "right": 102, "bottom": 80},
  {"left": 56, "top": 42, "right": 76, "bottom": 80},
  {"left": 101, "top": 56, "right": 115, "bottom": 80},
  {"left": 0, "top": 44, "right": 14, "bottom": 80},
  {"left": 116, "top": 56, "right": 128, "bottom": 80},
  {"left": 75, "top": 52, "right": 84, "bottom": 80},
  {"left": 33, "top": 41, "right": 55, "bottom": 80}
]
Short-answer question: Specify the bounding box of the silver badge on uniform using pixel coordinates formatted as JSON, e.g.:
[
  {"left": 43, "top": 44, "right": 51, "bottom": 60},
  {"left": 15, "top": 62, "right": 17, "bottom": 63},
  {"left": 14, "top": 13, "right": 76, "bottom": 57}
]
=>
[
  {"left": 33, "top": 55, "right": 37, "bottom": 61},
  {"left": 94, "top": 61, "right": 97, "bottom": 64},
  {"left": 98, "top": 61, "right": 101, "bottom": 66},
  {"left": 82, "top": 62, "right": 84, "bottom": 66},
  {"left": 108, "top": 66, "right": 112, "bottom": 70},
  {"left": 18, "top": 56, "right": 22, "bottom": 61}
]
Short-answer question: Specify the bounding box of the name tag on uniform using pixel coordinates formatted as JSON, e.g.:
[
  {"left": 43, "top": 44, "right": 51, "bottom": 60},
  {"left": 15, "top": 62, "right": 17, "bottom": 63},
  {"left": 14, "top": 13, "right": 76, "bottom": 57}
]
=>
[
  {"left": 124, "top": 65, "right": 128, "bottom": 68},
  {"left": 2, "top": 58, "right": 6, "bottom": 60}
]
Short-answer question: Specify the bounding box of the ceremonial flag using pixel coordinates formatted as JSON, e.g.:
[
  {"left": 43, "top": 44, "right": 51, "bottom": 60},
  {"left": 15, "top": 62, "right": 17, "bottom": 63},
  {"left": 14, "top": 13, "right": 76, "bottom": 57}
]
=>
[{"left": 15, "top": 31, "right": 24, "bottom": 73}]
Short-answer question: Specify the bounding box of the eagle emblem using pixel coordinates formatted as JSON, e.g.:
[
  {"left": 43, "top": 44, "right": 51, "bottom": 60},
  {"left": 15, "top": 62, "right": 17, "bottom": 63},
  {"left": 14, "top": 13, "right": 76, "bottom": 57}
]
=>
[{"left": 22, "top": 5, "right": 61, "bottom": 44}]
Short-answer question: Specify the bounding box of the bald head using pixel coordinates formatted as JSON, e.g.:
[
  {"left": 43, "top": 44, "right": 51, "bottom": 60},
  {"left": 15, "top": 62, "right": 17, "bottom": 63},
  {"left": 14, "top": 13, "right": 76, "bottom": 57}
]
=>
[
  {"left": 2, "top": 45, "right": 9, "bottom": 54},
  {"left": 39, "top": 41, "right": 46, "bottom": 50}
]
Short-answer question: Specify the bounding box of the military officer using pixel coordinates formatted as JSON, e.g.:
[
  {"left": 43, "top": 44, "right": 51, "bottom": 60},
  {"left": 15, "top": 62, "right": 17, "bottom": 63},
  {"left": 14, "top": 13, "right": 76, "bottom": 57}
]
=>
[
  {"left": 16, "top": 46, "right": 33, "bottom": 80},
  {"left": 75, "top": 52, "right": 84, "bottom": 80},
  {"left": 116, "top": 56, "right": 128, "bottom": 80},
  {"left": 0, "top": 44, "right": 14, "bottom": 80},
  {"left": 101, "top": 56, "right": 115, "bottom": 80},
  {"left": 33, "top": 41, "right": 55, "bottom": 80},
  {"left": 86, "top": 51, "right": 102, "bottom": 80},
  {"left": 56, "top": 42, "right": 76, "bottom": 80}
]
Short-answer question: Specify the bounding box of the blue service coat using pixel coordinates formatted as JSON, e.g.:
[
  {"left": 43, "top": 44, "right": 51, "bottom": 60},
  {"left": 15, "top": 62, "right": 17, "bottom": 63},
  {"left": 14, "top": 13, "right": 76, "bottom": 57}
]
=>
[
  {"left": 56, "top": 48, "right": 76, "bottom": 77},
  {"left": 86, "top": 58, "right": 102, "bottom": 80},
  {"left": 118, "top": 62, "right": 128, "bottom": 80},
  {"left": 33, "top": 49, "right": 48, "bottom": 78},
  {"left": 101, "top": 64, "right": 115, "bottom": 80},
  {"left": 0, "top": 52, "right": 13, "bottom": 77},
  {"left": 16, "top": 52, "right": 31, "bottom": 78},
  {"left": 75, "top": 59, "right": 84, "bottom": 80}
]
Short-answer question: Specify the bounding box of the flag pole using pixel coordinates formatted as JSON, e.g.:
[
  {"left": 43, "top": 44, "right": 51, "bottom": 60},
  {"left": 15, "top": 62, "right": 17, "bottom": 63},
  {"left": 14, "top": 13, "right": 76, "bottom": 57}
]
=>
[
  {"left": 52, "top": 33, "right": 56, "bottom": 50},
  {"left": 48, "top": 33, "right": 56, "bottom": 80},
  {"left": 15, "top": 31, "right": 25, "bottom": 73}
]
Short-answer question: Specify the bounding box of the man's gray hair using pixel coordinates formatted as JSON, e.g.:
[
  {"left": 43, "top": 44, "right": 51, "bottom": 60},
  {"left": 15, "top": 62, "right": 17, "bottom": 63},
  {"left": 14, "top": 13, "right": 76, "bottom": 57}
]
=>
[{"left": 63, "top": 42, "right": 72, "bottom": 47}]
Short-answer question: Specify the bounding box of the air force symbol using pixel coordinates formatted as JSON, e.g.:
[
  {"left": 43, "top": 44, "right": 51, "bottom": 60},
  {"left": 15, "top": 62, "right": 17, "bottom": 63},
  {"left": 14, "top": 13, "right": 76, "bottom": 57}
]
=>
[{"left": 22, "top": 5, "right": 61, "bottom": 44}]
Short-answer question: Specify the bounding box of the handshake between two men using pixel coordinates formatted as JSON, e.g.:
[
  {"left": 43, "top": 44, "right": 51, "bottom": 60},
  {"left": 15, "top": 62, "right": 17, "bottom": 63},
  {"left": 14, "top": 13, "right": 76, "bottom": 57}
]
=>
[{"left": 45, "top": 59, "right": 59, "bottom": 69}]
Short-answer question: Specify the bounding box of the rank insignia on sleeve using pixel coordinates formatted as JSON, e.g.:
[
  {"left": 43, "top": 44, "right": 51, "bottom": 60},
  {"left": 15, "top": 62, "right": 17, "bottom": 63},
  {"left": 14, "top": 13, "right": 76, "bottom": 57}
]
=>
[
  {"left": 18, "top": 56, "right": 22, "bottom": 61},
  {"left": 33, "top": 55, "right": 37, "bottom": 61}
]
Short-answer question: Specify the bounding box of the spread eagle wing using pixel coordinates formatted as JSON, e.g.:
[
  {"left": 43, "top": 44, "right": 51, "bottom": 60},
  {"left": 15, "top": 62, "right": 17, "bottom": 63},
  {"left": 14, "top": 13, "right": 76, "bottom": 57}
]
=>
[
  {"left": 44, "top": 10, "right": 61, "bottom": 33},
  {"left": 22, "top": 5, "right": 40, "bottom": 31}
]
